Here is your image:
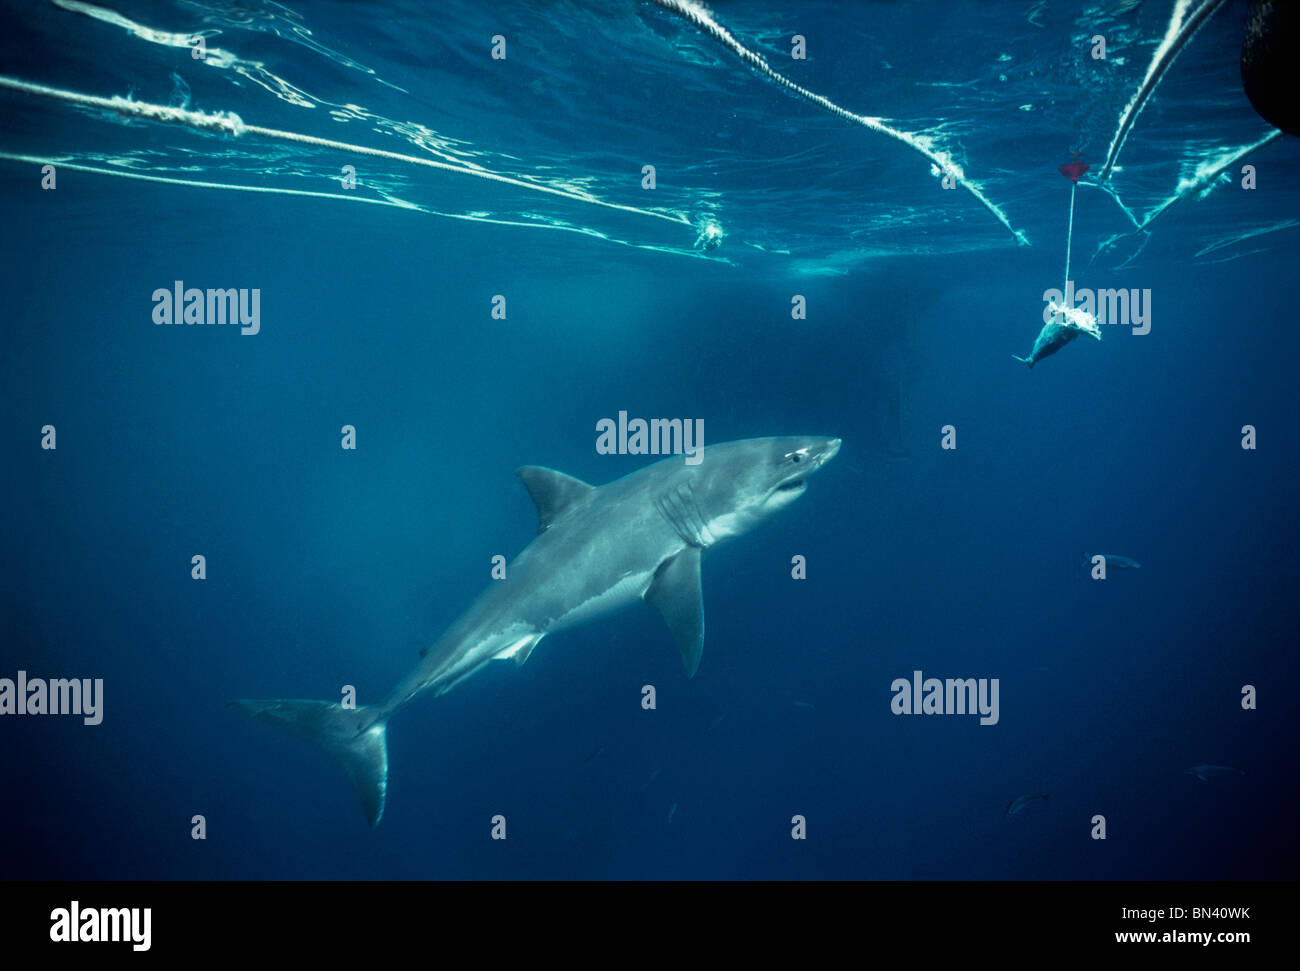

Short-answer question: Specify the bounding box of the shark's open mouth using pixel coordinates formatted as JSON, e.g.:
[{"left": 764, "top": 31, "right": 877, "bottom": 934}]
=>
[{"left": 776, "top": 479, "right": 805, "bottom": 492}]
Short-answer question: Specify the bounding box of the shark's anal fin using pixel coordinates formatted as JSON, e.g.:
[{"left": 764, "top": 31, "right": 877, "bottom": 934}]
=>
[
  {"left": 644, "top": 547, "right": 705, "bottom": 678},
  {"left": 516, "top": 466, "right": 595, "bottom": 532}
]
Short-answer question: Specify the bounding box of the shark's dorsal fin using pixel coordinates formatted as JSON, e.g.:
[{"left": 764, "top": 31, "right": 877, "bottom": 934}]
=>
[
  {"left": 516, "top": 466, "right": 594, "bottom": 532},
  {"left": 644, "top": 548, "right": 705, "bottom": 678}
]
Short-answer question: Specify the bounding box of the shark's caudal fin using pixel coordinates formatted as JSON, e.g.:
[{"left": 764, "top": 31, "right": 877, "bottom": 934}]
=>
[
  {"left": 229, "top": 699, "right": 389, "bottom": 826},
  {"left": 1012, "top": 354, "right": 1033, "bottom": 368}
]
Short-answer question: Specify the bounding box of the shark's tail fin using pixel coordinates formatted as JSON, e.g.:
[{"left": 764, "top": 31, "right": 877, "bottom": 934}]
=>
[
  {"left": 229, "top": 699, "right": 389, "bottom": 827},
  {"left": 1012, "top": 354, "right": 1033, "bottom": 368}
]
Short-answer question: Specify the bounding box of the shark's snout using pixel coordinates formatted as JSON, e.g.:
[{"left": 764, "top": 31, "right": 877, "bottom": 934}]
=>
[
  {"left": 801, "top": 436, "right": 841, "bottom": 473},
  {"left": 768, "top": 436, "right": 841, "bottom": 502}
]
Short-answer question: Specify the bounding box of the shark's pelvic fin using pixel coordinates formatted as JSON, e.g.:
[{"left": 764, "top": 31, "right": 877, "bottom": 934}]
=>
[
  {"left": 515, "top": 466, "right": 595, "bottom": 532},
  {"left": 229, "top": 699, "right": 389, "bottom": 827},
  {"left": 494, "top": 631, "right": 543, "bottom": 666},
  {"left": 511, "top": 634, "right": 543, "bottom": 665},
  {"left": 644, "top": 547, "right": 705, "bottom": 678}
]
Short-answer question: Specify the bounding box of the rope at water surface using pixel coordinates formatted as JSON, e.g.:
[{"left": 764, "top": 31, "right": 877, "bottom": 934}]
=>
[
  {"left": 1096, "top": 0, "right": 1227, "bottom": 185},
  {"left": 0, "top": 75, "right": 692, "bottom": 230},
  {"left": 648, "top": 0, "right": 1029, "bottom": 246},
  {"left": 1081, "top": 0, "right": 1279, "bottom": 256}
]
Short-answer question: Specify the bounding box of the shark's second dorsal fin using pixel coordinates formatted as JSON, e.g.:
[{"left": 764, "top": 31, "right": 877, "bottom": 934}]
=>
[
  {"left": 644, "top": 548, "right": 705, "bottom": 678},
  {"left": 516, "top": 466, "right": 594, "bottom": 532}
]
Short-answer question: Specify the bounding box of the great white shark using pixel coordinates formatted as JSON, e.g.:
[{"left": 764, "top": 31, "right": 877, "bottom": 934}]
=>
[{"left": 232, "top": 435, "right": 841, "bottom": 825}]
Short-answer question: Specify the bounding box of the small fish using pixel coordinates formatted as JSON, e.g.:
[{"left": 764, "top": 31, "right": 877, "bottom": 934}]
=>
[
  {"left": 1004, "top": 792, "right": 1050, "bottom": 816},
  {"left": 667, "top": 802, "right": 677, "bottom": 823},
  {"left": 583, "top": 744, "right": 607, "bottom": 764},
  {"left": 792, "top": 700, "right": 815, "bottom": 710},
  {"left": 1013, "top": 303, "right": 1101, "bottom": 369},
  {"left": 648, "top": 767, "right": 661, "bottom": 782},
  {"left": 1185, "top": 764, "right": 1246, "bottom": 782},
  {"left": 706, "top": 713, "right": 726, "bottom": 732}
]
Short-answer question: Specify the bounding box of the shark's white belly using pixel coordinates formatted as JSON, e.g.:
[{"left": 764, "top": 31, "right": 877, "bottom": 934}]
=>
[{"left": 546, "top": 568, "right": 656, "bottom": 635}]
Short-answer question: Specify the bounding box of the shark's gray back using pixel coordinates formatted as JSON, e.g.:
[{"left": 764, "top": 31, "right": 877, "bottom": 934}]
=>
[{"left": 411, "top": 457, "right": 695, "bottom": 695}]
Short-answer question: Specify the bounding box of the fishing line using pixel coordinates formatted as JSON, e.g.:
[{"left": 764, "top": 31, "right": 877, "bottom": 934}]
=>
[
  {"left": 0, "top": 74, "right": 692, "bottom": 229},
  {"left": 1057, "top": 158, "right": 1089, "bottom": 318},
  {"left": 647, "top": 0, "right": 1028, "bottom": 245},
  {"left": 0, "top": 150, "right": 404, "bottom": 205},
  {"left": 1064, "top": 180, "right": 1077, "bottom": 294},
  {"left": 0, "top": 149, "right": 722, "bottom": 260}
]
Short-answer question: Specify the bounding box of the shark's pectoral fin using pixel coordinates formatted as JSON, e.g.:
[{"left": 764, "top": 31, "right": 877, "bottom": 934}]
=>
[
  {"left": 644, "top": 548, "right": 705, "bottom": 678},
  {"left": 516, "top": 466, "right": 595, "bottom": 532}
]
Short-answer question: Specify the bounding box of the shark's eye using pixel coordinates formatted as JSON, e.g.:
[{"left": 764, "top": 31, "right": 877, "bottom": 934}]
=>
[{"left": 791, "top": 453, "right": 803, "bottom": 463}]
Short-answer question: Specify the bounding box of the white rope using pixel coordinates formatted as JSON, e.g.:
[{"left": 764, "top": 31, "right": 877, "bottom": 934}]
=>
[
  {"left": 0, "top": 74, "right": 691, "bottom": 228},
  {"left": 1097, "top": 0, "right": 1227, "bottom": 184},
  {"left": 1135, "top": 128, "right": 1283, "bottom": 231},
  {"left": 648, "top": 0, "right": 1028, "bottom": 245}
]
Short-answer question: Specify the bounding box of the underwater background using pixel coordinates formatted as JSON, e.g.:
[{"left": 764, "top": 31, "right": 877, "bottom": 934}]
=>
[{"left": 1, "top": 0, "right": 1297, "bottom": 880}]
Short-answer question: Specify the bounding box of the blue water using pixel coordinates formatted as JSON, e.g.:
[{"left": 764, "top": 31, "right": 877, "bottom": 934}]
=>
[{"left": 2, "top": 0, "right": 1297, "bottom": 880}]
